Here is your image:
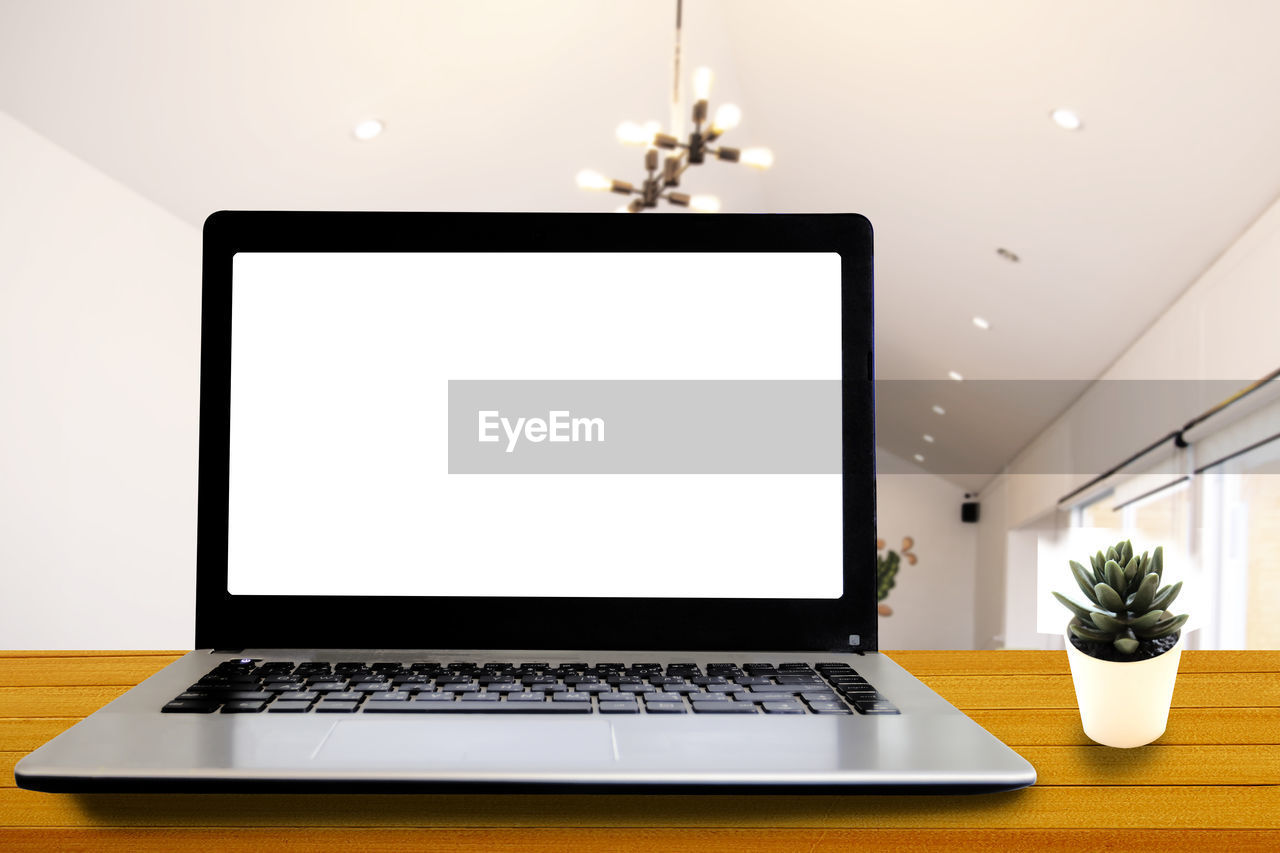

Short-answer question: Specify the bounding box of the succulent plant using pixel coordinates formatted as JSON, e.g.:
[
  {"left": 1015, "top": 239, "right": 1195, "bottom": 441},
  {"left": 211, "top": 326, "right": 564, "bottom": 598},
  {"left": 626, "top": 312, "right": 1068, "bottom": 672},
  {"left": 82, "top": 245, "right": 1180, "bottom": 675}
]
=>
[{"left": 1054, "top": 539, "right": 1188, "bottom": 656}]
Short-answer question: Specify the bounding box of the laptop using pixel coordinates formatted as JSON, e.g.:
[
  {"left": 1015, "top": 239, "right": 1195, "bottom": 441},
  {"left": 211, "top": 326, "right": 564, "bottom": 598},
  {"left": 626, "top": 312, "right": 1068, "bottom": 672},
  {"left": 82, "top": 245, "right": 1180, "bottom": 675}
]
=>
[{"left": 16, "top": 211, "right": 1035, "bottom": 792}]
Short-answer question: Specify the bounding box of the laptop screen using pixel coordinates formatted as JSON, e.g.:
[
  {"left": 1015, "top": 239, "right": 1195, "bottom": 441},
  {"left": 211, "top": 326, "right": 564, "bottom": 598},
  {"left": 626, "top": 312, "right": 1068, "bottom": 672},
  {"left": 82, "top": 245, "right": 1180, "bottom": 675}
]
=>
[{"left": 226, "top": 251, "right": 844, "bottom": 599}]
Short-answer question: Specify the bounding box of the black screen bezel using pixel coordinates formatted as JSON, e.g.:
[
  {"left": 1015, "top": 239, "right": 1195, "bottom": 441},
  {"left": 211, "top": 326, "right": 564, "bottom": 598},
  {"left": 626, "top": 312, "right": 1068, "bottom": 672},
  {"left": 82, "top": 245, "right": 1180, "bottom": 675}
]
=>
[{"left": 195, "top": 211, "right": 876, "bottom": 652}]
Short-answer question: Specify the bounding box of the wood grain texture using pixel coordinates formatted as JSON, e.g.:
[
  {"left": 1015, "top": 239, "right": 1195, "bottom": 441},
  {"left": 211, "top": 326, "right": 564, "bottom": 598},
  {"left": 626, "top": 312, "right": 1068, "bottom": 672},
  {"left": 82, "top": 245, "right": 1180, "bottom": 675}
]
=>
[
  {"left": 0, "top": 656, "right": 179, "bottom": 687},
  {"left": 0, "top": 828, "right": 1278, "bottom": 853},
  {"left": 2, "top": 651, "right": 1277, "bottom": 850}
]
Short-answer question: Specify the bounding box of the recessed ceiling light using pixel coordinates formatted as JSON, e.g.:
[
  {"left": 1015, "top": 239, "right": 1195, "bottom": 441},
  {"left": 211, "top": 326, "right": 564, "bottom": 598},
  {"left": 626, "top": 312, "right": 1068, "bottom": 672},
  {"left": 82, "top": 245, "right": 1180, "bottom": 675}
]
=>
[
  {"left": 948, "top": 370, "right": 964, "bottom": 381},
  {"left": 972, "top": 316, "right": 990, "bottom": 330},
  {"left": 352, "top": 118, "right": 384, "bottom": 141},
  {"left": 914, "top": 453, "right": 925, "bottom": 463},
  {"left": 1051, "top": 108, "right": 1082, "bottom": 130},
  {"left": 932, "top": 405, "right": 946, "bottom": 415},
  {"left": 923, "top": 434, "right": 935, "bottom": 443}
]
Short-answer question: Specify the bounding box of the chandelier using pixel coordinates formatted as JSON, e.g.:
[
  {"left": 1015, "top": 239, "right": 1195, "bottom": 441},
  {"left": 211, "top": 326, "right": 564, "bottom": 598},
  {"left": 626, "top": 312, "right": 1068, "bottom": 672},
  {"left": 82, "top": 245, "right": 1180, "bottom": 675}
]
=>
[{"left": 576, "top": 0, "right": 773, "bottom": 213}]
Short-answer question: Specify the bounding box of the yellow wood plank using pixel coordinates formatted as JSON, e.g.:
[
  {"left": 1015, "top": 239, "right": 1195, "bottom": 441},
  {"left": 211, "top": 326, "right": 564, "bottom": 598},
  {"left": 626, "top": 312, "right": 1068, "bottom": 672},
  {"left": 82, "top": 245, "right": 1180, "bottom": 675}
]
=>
[
  {"left": 0, "top": 651, "right": 184, "bottom": 659},
  {"left": 2, "top": 752, "right": 20, "bottom": 787},
  {"left": 0, "top": 656, "right": 179, "bottom": 688},
  {"left": 0, "top": 720, "right": 77, "bottom": 753},
  {"left": 970, "top": 707, "right": 1280, "bottom": 746},
  {"left": 0, "top": 687, "right": 129, "bottom": 718},
  {"left": 886, "top": 650, "right": 1280, "bottom": 675},
  {"left": 919, "top": 672, "right": 1280, "bottom": 710},
  {"left": 1, "top": 786, "right": 1278, "bottom": 829},
  {"left": 0, "top": 828, "right": 1276, "bottom": 853},
  {"left": 1017, "top": 744, "right": 1280, "bottom": 785}
]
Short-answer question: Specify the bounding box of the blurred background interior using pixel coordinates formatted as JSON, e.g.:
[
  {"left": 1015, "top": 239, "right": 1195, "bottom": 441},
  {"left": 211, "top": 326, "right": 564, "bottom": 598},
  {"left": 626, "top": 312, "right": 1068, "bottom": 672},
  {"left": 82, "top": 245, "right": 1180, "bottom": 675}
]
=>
[{"left": 2, "top": 0, "right": 1277, "bottom": 650}]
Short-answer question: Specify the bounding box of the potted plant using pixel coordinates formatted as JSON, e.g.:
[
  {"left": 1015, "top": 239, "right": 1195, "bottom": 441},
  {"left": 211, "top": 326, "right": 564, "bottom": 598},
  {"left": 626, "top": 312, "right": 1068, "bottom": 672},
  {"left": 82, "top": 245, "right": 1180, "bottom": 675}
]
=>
[{"left": 1053, "top": 539, "right": 1189, "bottom": 748}]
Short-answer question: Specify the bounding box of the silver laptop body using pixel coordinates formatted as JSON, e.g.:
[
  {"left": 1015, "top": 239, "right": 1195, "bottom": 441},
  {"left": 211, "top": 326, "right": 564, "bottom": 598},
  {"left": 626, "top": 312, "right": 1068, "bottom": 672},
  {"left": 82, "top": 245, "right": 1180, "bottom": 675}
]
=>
[{"left": 17, "top": 212, "right": 1035, "bottom": 792}]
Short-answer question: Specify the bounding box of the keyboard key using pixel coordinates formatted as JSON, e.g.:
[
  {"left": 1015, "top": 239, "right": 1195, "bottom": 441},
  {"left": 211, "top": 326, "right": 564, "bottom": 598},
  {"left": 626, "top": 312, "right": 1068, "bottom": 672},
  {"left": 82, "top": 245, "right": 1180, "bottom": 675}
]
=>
[
  {"left": 306, "top": 681, "right": 350, "bottom": 692},
  {"left": 315, "top": 701, "right": 361, "bottom": 713},
  {"left": 277, "top": 691, "right": 320, "bottom": 702},
  {"left": 746, "top": 684, "right": 809, "bottom": 694},
  {"left": 811, "top": 707, "right": 854, "bottom": 715},
  {"left": 221, "top": 700, "right": 268, "bottom": 713},
  {"left": 413, "top": 693, "right": 455, "bottom": 702},
  {"left": 459, "top": 692, "right": 501, "bottom": 702},
  {"left": 599, "top": 702, "right": 640, "bottom": 714},
  {"left": 808, "top": 701, "right": 851, "bottom": 712},
  {"left": 801, "top": 691, "right": 841, "bottom": 703},
  {"left": 854, "top": 701, "right": 900, "bottom": 715},
  {"left": 552, "top": 692, "right": 591, "bottom": 702},
  {"left": 691, "top": 691, "right": 730, "bottom": 701},
  {"left": 369, "top": 691, "right": 412, "bottom": 701},
  {"left": 762, "top": 701, "right": 805, "bottom": 714},
  {"left": 504, "top": 692, "right": 545, "bottom": 703},
  {"left": 644, "top": 702, "right": 687, "bottom": 713},
  {"left": 163, "top": 699, "right": 218, "bottom": 713},
  {"left": 691, "top": 701, "right": 757, "bottom": 714},
  {"left": 267, "top": 700, "right": 313, "bottom": 713}
]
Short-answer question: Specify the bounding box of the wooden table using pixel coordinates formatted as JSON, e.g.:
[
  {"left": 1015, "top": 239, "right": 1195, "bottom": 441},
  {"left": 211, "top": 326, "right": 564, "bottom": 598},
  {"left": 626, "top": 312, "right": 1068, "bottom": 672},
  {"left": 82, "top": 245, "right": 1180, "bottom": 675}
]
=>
[{"left": 2, "top": 650, "right": 1277, "bottom": 850}]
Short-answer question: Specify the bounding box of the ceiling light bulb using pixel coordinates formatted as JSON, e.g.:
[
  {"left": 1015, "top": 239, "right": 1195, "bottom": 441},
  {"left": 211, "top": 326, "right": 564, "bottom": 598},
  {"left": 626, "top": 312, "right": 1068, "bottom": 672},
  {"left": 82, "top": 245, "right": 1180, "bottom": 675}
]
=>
[
  {"left": 740, "top": 147, "right": 774, "bottom": 169},
  {"left": 576, "top": 170, "right": 611, "bottom": 191},
  {"left": 689, "top": 195, "right": 721, "bottom": 213},
  {"left": 693, "top": 67, "right": 713, "bottom": 100},
  {"left": 923, "top": 434, "right": 935, "bottom": 443},
  {"left": 948, "top": 370, "right": 964, "bottom": 381},
  {"left": 972, "top": 316, "right": 990, "bottom": 330},
  {"left": 712, "top": 103, "right": 741, "bottom": 133},
  {"left": 1051, "top": 108, "right": 1082, "bottom": 130},
  {"left": 914, "top": 454, "right": 925, "bottom": 463},
  {"left": 616, "top": 121, "right": 656, "bottom": 146},
  {"left": 932, "top": 405, "right": 946, "bottom": 415},
  {"left": 352, "top": 118, "right": 384, "bottom": 141}
]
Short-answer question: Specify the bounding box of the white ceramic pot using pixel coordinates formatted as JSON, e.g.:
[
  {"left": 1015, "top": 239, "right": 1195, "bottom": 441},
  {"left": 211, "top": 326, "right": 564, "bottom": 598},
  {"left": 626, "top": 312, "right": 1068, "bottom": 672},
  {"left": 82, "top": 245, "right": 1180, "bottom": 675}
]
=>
[{"left": 1064, "top": 625, "right": 1184, "bottom": 748}]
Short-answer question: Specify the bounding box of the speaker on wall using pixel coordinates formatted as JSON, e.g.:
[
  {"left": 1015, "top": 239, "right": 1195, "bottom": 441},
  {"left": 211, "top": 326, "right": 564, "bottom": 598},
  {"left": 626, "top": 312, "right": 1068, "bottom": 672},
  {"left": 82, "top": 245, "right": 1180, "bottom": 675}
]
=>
[{"left": 961, "top": 493, "right": 980, "bottom": 523}]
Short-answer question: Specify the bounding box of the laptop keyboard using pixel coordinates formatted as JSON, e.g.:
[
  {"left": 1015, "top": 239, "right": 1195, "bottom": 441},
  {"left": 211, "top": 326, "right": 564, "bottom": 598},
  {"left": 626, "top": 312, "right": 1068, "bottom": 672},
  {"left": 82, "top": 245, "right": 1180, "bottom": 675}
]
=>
[{"left": 162, "top": 660, "right": 900, "bottom": 716}]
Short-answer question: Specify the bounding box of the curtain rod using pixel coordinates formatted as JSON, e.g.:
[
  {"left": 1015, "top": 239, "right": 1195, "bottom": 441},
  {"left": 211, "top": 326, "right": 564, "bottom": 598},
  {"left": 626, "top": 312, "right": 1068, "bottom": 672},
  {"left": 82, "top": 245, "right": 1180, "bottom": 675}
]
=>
[{"left": 1055, "top": 365, "right": 1280, "bottom": 507}]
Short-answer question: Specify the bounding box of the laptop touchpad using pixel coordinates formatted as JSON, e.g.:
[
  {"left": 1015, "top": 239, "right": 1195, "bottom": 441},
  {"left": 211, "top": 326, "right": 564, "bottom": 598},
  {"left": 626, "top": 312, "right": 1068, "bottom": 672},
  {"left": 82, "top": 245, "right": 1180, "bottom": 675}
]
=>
[{"left": 312, "top": 718, "right": 618, "bottom": 769}]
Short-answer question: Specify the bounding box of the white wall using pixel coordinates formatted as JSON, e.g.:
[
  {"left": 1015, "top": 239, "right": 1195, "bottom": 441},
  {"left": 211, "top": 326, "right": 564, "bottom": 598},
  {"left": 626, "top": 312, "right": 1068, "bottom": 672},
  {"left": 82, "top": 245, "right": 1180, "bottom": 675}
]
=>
[
  {"left": 0, "top": 111, "right": 201, "bottom": 649},
  {"left": 874, "top": 449, "right": 978, "bottom": 649},
  {"left": 977, "top": 191, "right": 1280, "bottom": 648}
]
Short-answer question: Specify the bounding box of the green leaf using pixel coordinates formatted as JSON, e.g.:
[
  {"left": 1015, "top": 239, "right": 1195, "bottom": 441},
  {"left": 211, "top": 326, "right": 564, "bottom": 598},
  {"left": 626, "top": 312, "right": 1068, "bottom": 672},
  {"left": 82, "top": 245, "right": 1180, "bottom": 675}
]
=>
[
  {"left": 1095, "top": 582, "right": 1125, "bottom": 611},
  {"left": 1126, "top": 610, "right": 1165, "bottom": 632},
  {"left": 1139, "top": 551, "right": 1152, "bottom": 576},
  {"left": 1152, "top": 545, "right": 1164, "bottom": 582},
  {"left": 1135, "top": 612, "right": 1189, "bottom": 639},
  {"left": 1090, "top": 611, "right": 1126, "bottom": 633},
  {"left": 1090, "top": 551, "right": 1102, "bottom": 574},
  {"left": 1105, "top": 545, "right": 1118, "bottom": 564},
  {"left": 1123, "top": 555, "right": 1140, "bottom": 585},
  {"left": 1104, "top": 560, "right": 1125, "bottom": 595},
  {"left": 1070, "top": 561, "right": 1100, "bottom": 603},
  {"left": 1094, "top": 551, "right": 1107, "bottom": 580},
  {"left": 1114, "top": 636, "right": 1139, "bottom": 655},
  {"left": 1127, "top": 572, "right": 1160, "bottom": 613},
  {"left": 1070, "top": 621, "right": 1112, "bottom": 642},
  {"left": 1121, "top": 540, "right": 1133, "bottom": 566},
  {"left": 1053, "top": 591, "right": 1099, "bottom": 622},
  {"left": 1150, "top": 580, "right": 1183, "bottom": 612}
]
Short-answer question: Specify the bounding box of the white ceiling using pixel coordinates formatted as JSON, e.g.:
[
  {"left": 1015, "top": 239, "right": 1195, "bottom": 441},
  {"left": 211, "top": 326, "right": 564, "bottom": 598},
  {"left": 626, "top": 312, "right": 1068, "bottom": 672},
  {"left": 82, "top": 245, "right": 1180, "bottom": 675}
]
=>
[{"left": 4, "top": 0, "right": 1280, "bottom": 491}]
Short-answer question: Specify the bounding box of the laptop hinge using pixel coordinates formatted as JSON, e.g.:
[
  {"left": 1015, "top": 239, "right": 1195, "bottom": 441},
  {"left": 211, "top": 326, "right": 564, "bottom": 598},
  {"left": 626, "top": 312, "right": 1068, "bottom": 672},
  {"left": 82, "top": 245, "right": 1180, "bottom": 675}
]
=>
[{"left": 211, "top": 649, "right": 245, "bottom": 654}]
